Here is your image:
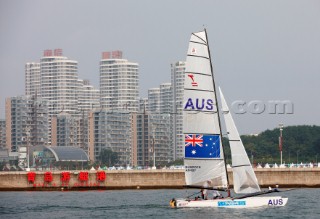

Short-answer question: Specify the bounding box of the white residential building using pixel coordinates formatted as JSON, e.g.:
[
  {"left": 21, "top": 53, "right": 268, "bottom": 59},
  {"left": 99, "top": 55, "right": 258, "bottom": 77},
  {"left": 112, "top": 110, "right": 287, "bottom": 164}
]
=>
[
  {"left": 138, "top": 98, "right": 148, "bottom": 113},
  {"left": 77, "top": 79, "right": 100, "bottom": 112},
  {"left": 148, "top": 88, "right": 160, "bottom": 113},
  {"left": 40, "top": 49, "right": 79, "bottom": 116},
  {"left": 25, "top": 63, "right": 41, "bottom": 96},
  {"left": 160, "top": 83, "right": 172, "bottom": 114},
  {"left": 100, "top": 51, "right": 139, "bottom": 112},
  {"left": 171, "top": 61, "right": 186, "bottom": 159}
]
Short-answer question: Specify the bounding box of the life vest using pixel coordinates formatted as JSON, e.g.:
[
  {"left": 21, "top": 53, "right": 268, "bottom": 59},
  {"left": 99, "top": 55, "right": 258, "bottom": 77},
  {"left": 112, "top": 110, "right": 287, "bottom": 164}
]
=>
[{"left": 169, "top": 199, "right": 176, "bottom": 208}]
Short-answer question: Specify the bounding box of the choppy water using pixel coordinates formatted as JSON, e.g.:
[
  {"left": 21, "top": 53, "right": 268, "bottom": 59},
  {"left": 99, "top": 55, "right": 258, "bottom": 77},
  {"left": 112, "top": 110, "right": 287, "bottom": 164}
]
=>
[{"left": 0, "top": 189, "right": 319, "bottom": 219}]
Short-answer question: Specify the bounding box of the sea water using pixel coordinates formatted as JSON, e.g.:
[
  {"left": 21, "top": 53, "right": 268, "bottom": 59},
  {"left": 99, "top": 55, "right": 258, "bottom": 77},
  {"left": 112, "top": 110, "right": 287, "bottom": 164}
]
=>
[{"left": 0, "top": 188, "right": 319, "bottom": 219}]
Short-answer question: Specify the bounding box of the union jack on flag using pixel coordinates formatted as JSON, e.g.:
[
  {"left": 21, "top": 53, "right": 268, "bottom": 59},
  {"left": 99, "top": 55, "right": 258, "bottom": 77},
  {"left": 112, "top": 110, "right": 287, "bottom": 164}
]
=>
[{"left": 185, "top": 134, "right": 203, "bottom": 147}]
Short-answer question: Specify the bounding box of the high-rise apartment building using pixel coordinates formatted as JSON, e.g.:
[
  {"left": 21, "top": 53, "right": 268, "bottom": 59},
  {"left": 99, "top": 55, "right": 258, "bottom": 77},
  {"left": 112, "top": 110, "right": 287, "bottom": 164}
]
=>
[
  {"left": 25, "top": 63, "right": 40, "bottom": 96},
  {"left": 135, "top": 112, "right": 173, "bottom": 166},
  {"left": 77, "top": 79, "right": 100, "bottom": 112},
  {"left": 88, "top": 109, "right": 134, "bottom": 165},
  {"left": 148, "top": 83, "right": 173, "bottom": 114},
  {"left": 171, "top": 61, "right": 186, "bottom": 159},
  {"left": 138, "top": 98, "right": 148, "bottom": 113},
  {"left": 40, "top": 49, "right": 79, "bottom": 116},
  {"left": 136, "top": 112, "right": 150, "bottom": 166},
  {"left": 0, "top": 119, "right": 6, "bottom": 148},
  {"left": 149, "top": 113, "right": 172, "bottom": 165},
  {"left": 160, "top": 83, "right": 172, "bottom": 114},
  {"left": 159, "top": 83, "right": 174, "bottom": 161},
  {"left": 100, "top": 51, "right": 139, "bottom": 112},
  {"left": 5, "top": 95, "right": 49, "bottom": 156},
  {"left": 148, "top": 88, "right": 160, "bottom": 113},
  {"left": 51, "top": 112, "right": 88, "bottom": 152},
  {"left": 136, "top": 83, "right": 173, "bottom": 166}
]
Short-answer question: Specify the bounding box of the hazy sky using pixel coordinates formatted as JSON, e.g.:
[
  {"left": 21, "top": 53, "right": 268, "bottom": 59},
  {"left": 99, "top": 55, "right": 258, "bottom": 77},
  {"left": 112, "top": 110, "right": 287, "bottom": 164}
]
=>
[{"left": 0, "top": 0, "right": 319, "bottom": 134}]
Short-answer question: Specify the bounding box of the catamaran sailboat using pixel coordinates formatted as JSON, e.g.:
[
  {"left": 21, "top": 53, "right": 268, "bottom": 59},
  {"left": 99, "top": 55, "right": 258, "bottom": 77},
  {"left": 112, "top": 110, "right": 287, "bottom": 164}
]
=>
[{"left": 170, "top": 29, "right": 288, "bottom": 208}]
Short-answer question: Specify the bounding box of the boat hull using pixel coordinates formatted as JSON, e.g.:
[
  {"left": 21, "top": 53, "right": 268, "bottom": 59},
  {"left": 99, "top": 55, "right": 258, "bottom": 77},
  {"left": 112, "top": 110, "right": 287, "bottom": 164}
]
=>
[{"left": 171, "top": 196, "right": 288, "bottom": 208}]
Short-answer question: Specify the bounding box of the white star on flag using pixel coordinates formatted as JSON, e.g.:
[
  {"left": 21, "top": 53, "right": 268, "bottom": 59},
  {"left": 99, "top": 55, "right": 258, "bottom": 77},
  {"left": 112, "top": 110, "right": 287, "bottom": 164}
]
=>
[{"left": 191, "top": 150, "right": 196, "bottom": 155}]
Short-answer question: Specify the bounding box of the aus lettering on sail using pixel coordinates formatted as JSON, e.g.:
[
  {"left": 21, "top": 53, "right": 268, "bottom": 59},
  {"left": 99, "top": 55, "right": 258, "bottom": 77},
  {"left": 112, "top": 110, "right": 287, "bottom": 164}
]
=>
[{"left": 184, "top": 98, "right": 216, "bottom": 111}]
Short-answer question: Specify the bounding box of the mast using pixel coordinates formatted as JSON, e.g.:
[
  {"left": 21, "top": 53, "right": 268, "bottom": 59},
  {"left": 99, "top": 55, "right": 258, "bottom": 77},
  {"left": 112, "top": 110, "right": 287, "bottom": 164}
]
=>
[{"left": 204, "top": 28, "right": 230, "bottom": 192}]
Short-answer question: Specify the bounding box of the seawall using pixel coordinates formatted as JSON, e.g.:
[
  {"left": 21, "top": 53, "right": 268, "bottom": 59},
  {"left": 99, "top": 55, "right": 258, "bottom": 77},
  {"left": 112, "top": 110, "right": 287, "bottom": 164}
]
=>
[{"left": 0, "top": 168, "right": 319, "bottom": 191}]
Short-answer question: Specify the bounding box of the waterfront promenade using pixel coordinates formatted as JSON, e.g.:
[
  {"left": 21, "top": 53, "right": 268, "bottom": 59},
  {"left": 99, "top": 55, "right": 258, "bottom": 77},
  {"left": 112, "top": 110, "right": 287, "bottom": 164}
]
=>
[{"left": 0, "top": 168, "right": 319, "bottom": 191}]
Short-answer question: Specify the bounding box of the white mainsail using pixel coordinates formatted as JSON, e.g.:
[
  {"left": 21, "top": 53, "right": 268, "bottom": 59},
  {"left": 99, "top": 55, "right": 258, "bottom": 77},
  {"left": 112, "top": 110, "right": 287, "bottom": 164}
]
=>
[
  {"left": 183, "top": 30, "right": 228, "bottom": 189},
  {"left": 219, "top": 87, "right": 260, "bottom": 194}
]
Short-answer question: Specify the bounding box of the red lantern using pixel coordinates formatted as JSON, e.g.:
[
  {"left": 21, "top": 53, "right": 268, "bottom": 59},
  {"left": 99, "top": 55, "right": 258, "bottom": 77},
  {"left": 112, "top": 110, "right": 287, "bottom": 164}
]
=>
[
  {"left": 44, "top": 172, "right": 53, "bottom": 182},
  {"left": 96, "top": 171, "right": 106, "bottom": 182},
  {"left": 78, "top": 172, "right": 89, "bottom": 181},
  {"left": 61, "top": 172, "right": 71, "bottom": 182},
  {"left": 27, "top": 172, "right": 36, "bottom": 183}
]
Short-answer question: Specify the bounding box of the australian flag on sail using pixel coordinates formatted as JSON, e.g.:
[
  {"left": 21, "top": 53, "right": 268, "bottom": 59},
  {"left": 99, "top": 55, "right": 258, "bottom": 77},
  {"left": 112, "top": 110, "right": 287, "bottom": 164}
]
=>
[{"left": 185, "top": 134, "right": 221, "bottom": 158}]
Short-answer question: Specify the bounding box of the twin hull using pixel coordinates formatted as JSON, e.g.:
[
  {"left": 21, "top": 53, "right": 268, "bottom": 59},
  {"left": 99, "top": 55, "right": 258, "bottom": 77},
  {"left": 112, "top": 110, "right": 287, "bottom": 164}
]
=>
[{"left": 173, "top": 196, "right": 288, "bottom": 208}]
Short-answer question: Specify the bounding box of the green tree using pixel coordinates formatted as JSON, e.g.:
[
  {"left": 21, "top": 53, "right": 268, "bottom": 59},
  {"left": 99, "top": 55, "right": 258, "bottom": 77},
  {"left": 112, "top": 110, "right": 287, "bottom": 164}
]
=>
[
  {"left": 238, "top": 125, "right": 320, "bottom": 164},
  {"left": 167, "top": 158, "right": 183, "bottom": 166},
  {"left": 98, "top": 148, "right": 119, "bottom": 166}
]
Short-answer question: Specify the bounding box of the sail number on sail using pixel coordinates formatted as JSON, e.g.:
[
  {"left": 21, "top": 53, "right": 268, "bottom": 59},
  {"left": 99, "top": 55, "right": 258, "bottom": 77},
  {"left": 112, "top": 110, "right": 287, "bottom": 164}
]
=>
[{"left": 184, "top": 98, "right": 215, "bottom": 111}]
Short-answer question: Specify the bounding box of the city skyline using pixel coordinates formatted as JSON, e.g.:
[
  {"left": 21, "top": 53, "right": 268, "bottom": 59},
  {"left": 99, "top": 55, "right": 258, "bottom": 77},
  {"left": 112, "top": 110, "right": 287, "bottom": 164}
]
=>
[
  {"left": 1, "top": 0, "right": 319, "bottom": 134},
  {"left": 3, "top": 49, "right": 177, "bottom": 165}
]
